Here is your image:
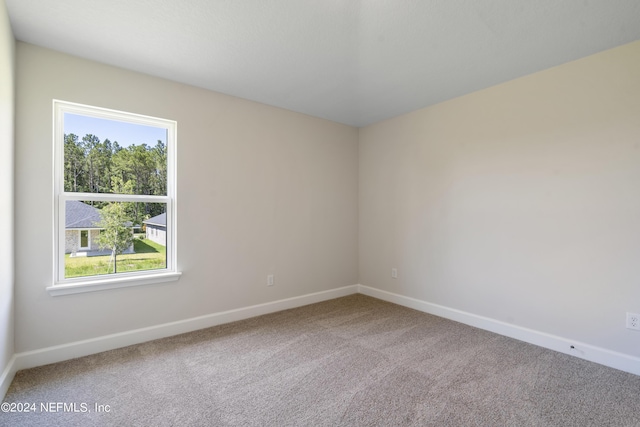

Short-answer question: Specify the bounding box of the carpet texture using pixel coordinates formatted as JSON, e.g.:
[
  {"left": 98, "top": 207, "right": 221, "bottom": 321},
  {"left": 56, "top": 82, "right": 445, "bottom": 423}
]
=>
[{"left": 2, "top": 294, "right": 640, "bottom": 426}]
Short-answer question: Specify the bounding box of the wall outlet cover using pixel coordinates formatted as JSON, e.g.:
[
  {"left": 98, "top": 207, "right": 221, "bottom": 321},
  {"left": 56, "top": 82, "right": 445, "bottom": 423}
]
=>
[{"left": 626, "top": 312, "right": 640, "bottom": 330}]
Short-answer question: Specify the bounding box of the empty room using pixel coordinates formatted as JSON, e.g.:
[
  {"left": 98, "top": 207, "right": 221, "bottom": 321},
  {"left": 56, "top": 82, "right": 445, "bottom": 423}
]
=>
[{"left": 1, "top": 0, "right": 640, "bottom": 425}]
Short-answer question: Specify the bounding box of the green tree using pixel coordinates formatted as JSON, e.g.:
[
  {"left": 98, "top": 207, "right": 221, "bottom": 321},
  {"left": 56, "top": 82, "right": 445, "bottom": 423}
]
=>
[
  {"left": 151, "top": 140, "right": 167, "bottom": 196},
  {"left": 82, "top": 134, "right": 102, "bottom": 193},
  {"left": 97, "top": 203, "right": 134, "bottom": 274},
  {"left": 110, "top": 176, "right": 144, "bottom": 227},
  {"left": 64, "top": 133, "right": 86, "bottom": 192},
  {"left": 96, "top": 138, "right": 114, "bottom": 193}
]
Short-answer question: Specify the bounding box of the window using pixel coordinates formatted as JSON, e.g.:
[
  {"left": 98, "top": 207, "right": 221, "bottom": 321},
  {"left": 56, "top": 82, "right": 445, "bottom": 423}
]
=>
[
  {"left": 48, "top": 101, "right": 180, "bottom": 296},
  {"left": 79, "top": 230, "right": 90, "bottom": 250}
]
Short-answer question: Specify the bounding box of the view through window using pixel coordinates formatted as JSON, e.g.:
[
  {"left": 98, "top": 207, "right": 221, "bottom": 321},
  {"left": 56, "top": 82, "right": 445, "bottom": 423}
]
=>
[{"left": 54, "top": 101, "right": 176, "bottom": 284}]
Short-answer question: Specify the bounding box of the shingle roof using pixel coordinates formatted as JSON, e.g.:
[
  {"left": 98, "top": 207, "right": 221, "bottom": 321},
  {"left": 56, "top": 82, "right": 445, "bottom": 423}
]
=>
[
  {"left": 65, "top": 200, "right": 102, "bottom": 229},
  {"left": 143, "top": 212, "right": 166, "bottom": 228}
]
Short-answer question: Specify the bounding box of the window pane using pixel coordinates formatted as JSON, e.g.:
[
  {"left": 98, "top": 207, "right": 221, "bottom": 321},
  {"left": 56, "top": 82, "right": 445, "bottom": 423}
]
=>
[
  {"left": 65, "top": 201, "right": 167, "bottom": 279},
  {"left": 80, "top": 230, "right": 89, "bottom": 248},
  {"left": 63, "top": 113, "right": 167, "bottom": 195}
]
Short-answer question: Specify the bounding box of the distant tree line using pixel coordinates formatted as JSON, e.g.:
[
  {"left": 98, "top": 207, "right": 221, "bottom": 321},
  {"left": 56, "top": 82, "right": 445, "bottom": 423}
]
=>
[{"left": 64, "top": 133, "right": 167, "bottom": 226}]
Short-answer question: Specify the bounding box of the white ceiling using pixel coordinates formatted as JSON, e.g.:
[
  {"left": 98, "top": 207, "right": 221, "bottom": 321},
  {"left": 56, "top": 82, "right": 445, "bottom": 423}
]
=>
[{"left": 6, "top": 0, "right": 640, "bottom": 127}]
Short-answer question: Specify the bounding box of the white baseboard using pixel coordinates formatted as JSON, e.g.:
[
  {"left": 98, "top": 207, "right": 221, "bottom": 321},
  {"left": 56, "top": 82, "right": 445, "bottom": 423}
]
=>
[
  {"left": 357, "top": 284, "right": 640, "bottom": 376},
  {"left": 4, "top": 282, "right": 638, "bottom": 402},
  {"left": 11, "top": 285, "right": 359, "bottom": 379},
  {"left": 0, "top": 355, "right": 18, "bottom": 401}
]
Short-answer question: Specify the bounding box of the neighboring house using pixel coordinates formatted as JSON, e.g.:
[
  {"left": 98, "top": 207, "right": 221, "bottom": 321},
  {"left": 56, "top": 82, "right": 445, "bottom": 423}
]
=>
[
  {"left": 65, "top": 200, "right": 134, "bottom": 256},
  {"left": 143, "top": 213, "right": 166, "bottom": 246}
]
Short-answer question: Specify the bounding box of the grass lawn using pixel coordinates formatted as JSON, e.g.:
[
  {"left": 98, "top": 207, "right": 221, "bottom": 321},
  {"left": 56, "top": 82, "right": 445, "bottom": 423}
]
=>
[{"left": 65, "top": 238, "right": 166, "bottom": 278}]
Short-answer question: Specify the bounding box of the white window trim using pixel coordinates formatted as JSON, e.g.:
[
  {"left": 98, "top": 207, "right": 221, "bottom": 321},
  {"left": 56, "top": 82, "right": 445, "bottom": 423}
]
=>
[{"left": 48, "top": 100, "right": 181, "bottom": 296}]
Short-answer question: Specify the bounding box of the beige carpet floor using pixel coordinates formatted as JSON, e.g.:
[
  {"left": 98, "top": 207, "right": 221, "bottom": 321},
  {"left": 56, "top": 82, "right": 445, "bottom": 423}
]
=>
[{"left": 2, "top": 294, "right": 640, "bottom": 426}]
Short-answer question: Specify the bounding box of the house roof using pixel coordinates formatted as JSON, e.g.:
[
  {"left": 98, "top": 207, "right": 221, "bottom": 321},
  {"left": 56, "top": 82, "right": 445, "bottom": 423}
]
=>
[
  {"left": 66, "top": 201, "right": 134, "bottom": 229},
  {"left": 143, "top": 213, "right": 166, "bottom": 228},
  {"left": 65, "top": 200, "right": 102, "bottom": 229}
]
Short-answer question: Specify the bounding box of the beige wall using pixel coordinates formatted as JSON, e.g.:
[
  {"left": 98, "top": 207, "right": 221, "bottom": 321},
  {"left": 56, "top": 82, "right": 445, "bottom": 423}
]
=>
[
  {"left": 359, "top": 41, "right": 640, "bottom": 356},
  {"left": 11, "top": 34, "right": 640, "bottom": 363},
  {"left": 0, "top": 0, "right": 15, "bottom": 383},
  {"left": 14, "top": 43, "right": 359, "bottom": 352}
]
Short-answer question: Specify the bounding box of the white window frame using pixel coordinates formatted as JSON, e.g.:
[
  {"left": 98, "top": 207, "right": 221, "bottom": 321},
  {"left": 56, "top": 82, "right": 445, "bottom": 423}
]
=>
[{"left": 48, "top": 100, "right": 181, "bottom": 296}]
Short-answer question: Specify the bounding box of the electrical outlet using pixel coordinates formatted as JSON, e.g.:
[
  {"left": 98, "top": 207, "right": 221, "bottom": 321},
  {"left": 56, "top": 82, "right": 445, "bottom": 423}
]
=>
[
  {"left": 391, "top": 268, "right": 398, "bottom": 279},
  {"left": 626, "top": 312, "right": 640, "bottom": 330},
  {"left": 267, "top": 274, "right": 274, "bottom": 286}
]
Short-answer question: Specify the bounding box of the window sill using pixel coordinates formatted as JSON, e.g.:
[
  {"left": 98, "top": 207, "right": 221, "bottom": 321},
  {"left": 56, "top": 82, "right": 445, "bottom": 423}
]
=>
[{"left": 47, "top": 271, "right": 182, "bottom": 296}]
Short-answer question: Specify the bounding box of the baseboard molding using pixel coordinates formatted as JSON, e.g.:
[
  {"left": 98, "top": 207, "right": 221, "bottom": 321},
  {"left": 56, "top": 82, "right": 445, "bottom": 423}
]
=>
[
  {"left": 5, "top": 282, "right": 637, "bottom": 401},
  {"left": 12, "top": 285, "right": 359, "bottom": 376},
  {"left": 357, "top": 285, "right": 640, "bottom": 376},
  {"left": 0, "top": 355, "right": 18, "bottom": 401}
]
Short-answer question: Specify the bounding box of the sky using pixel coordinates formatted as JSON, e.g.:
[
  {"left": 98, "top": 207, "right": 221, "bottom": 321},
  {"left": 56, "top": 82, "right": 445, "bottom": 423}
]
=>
[{"left": 64, "top": 113, "right": 167, "bottom": 147}]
